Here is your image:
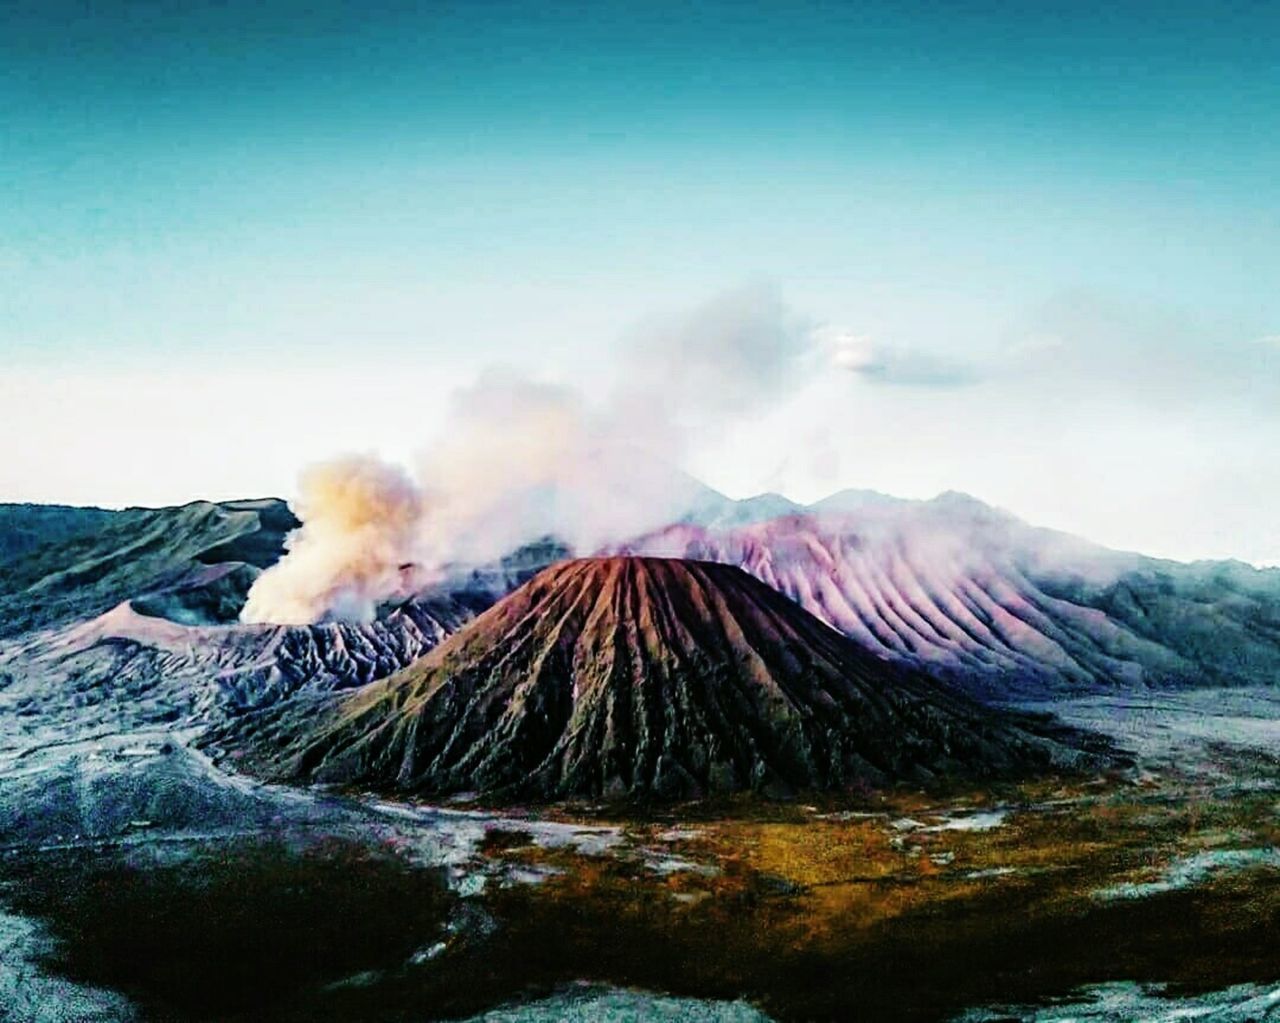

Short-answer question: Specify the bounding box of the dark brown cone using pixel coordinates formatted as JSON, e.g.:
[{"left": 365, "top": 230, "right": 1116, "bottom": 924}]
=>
[{"left": 222, "top": 557, "right": 1105, "bottom": 800}]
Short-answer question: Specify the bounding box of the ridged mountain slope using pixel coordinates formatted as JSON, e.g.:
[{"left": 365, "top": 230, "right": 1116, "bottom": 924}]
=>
[{"left": 615, "top": 498, "right": 1280, "bottom": 700}]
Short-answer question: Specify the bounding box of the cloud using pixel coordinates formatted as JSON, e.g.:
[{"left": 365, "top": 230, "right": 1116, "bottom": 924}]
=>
[
  {"left": 818, "top": 327, "right": 979, "bottom": 388},
  {"left": 613, "top": 283, "right": 814, "bottom": 443},
  {"left": 810, "top": 291, "right": 1280, "bottom": 565},
  {"left": 996, "top": 292, "right": 1280, "bottom": 417}
]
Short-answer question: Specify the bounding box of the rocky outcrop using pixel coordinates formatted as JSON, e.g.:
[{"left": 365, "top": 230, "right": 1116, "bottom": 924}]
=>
[
  {"left": 218, "top": 597, "right": 474, "bottom": 710},
  {"left": 0, "top": 593, "right": 475, "bottom": 763},
  {"left": 216, "top": 557, "right": 1108, "bottom": 801}
]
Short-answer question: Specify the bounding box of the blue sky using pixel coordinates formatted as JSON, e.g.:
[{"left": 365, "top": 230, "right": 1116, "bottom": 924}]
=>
[{"left": 2, "top": 1, "right": 1278, "bottom": 563}]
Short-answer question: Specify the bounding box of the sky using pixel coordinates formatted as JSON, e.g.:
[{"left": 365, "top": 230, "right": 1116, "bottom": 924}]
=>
[{"left": 1, "top": 0, "right": 1278, "bottom": 565}]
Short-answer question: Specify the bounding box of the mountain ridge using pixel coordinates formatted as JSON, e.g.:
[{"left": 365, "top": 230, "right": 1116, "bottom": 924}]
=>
[
  {"left": 6, "top": 486, "right": 1278, "bottom": 706},
  {"left": 0, "top": 498, "right": 299, "bottom": 640},
  {"left": 616, "top": 502, "right": 1280, "bottom": 700}
]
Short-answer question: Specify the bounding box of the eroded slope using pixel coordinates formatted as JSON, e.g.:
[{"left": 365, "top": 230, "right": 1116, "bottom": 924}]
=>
[{"left": 620, "top": 497, "right": 1280, "bottom": 700}]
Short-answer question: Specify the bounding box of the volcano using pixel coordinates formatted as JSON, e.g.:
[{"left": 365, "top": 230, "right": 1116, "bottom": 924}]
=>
[{"left": 221, "top": 557, "right": 1103, "bottom": 800}]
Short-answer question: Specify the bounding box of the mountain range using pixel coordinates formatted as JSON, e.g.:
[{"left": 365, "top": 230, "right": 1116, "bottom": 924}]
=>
[{"left": 3, "top": 486, "right": 1278, "bottom": 716}]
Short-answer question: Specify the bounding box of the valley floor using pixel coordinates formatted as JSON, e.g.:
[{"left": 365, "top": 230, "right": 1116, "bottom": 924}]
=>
[{"left": 1, "top": 687, "right": 1278, "bottom": 1021}]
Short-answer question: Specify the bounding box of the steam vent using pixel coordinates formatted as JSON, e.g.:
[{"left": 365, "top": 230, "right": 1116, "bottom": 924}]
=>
[{"left": 223, "top": 557, "right": 1101, "bottom": 800}]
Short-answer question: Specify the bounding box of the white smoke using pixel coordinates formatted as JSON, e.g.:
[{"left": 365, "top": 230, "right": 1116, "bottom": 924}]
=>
[
  {"left": 242, "top": 285, "right": 846, "bottom": 624},
  {"left": 240, "top": 455, "right": 426, "bottom": 624},
  {"left": 411, "top": 370, "right": 714, "bottom": 567}
]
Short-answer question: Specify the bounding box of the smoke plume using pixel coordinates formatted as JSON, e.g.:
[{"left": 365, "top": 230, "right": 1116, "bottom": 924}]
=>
[
  {"left": 240, "top": 455, "right": 426, "bottom": 624},
  {"left": 242, "top": 285, "right": 836, "bottom": 624}
]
